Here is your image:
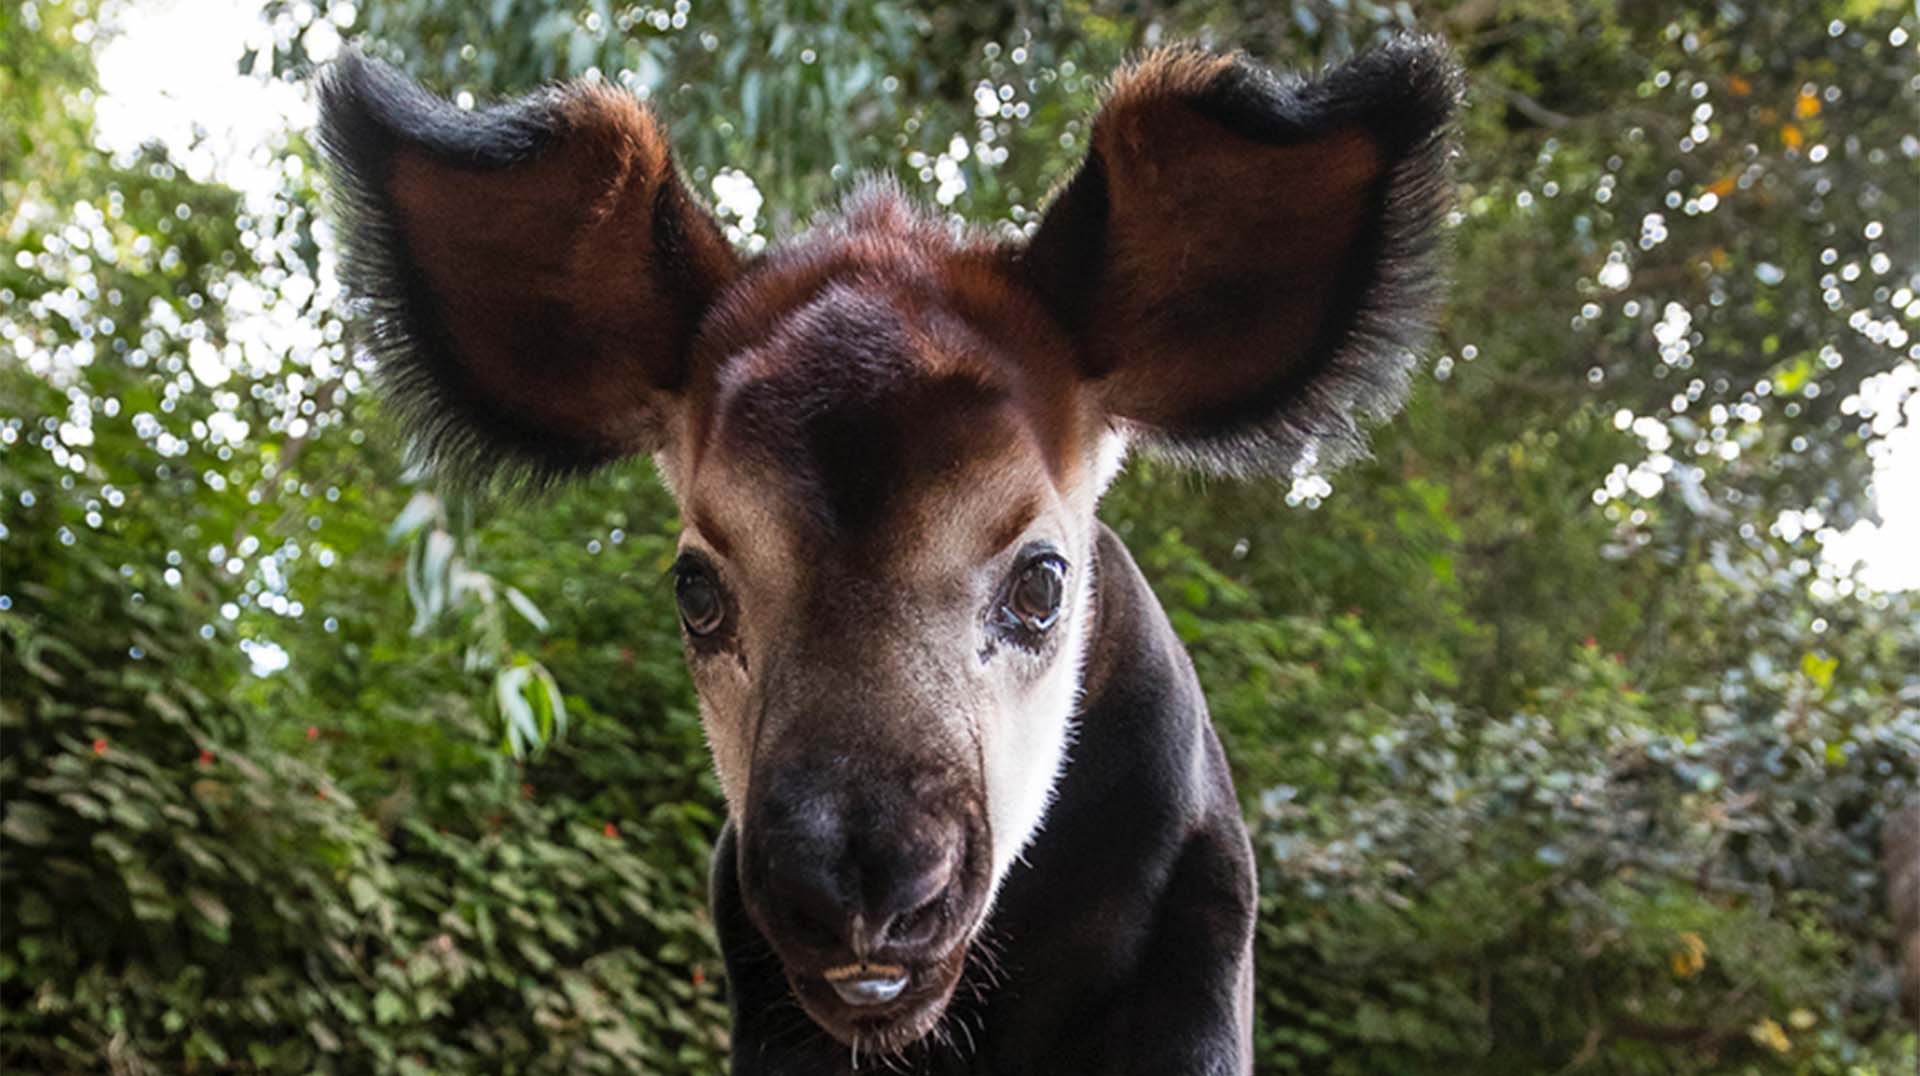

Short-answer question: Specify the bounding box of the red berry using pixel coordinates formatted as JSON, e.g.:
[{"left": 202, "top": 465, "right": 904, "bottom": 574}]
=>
[
  {"left": 305, "top": 725, "right": 319, "bottom": 740},
  {"left": 198, "top": 750, "right": 214, "bottom": 765},
  {"left": 91, "top": 738, "right": 108, "bottom": 756},
  {"left": 603, "top": 822, "right": 619, "bottom": 838}
]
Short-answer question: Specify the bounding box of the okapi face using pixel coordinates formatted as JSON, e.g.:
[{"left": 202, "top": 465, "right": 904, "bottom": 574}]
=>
[{"left": 319, "top": 39, "right": 1458, "bottom": 1055}]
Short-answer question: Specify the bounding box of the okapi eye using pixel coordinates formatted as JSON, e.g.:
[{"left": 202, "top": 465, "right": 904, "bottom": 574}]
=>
[
  {"left": 673, "top": 556, "right": 727, "bottom": 637},
  {"left": 1006, "top": 555, "right": 1068, "bottom": 633}
]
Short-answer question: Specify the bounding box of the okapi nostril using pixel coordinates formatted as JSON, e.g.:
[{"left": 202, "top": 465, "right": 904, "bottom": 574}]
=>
[{"left": 885, "top": 893, "right": 945, "bottom": 947}]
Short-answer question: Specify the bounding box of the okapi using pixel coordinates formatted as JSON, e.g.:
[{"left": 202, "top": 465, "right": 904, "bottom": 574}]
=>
[{"left": 319, "top": 37, "right": 1460, "bottom": 1074}]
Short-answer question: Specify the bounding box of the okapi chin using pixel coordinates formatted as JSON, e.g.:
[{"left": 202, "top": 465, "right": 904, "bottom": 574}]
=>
[{"left": 319, "top": 37, "right": 1461, "bottom": 1074}]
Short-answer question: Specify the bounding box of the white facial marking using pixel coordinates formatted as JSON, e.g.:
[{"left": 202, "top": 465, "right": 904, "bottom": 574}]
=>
[
  {"left": 972, "top": 439, "right": 1110, "bottom": 907},
  {"left": 977, "top": 551, "right": 1094, "bottom": 901},
  {"left": 1093, "top": 430, "right": 1131, "bottom": 498}
]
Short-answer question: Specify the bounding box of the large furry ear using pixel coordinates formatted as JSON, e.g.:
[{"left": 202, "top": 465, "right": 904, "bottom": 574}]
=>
[
  {"left": 317, "top": 52, "right": 740, "bottom": 483},
  {"left": 1022, "top": 37, "right": 1461, "bottom": 476}
]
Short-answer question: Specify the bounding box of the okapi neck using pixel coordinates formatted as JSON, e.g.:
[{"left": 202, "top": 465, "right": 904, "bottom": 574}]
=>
[{"left": 1074, "top": 523, "right": 1122, "bottom": 712}]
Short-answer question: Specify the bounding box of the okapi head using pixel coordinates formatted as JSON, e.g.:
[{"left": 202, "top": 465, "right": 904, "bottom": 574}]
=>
[{"left": 319, "top": 39, "right": 1458, "bottom": 1054}]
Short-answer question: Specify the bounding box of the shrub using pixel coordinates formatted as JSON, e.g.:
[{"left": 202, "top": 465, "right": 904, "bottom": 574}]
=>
[{"left": 0, "top": 445, "right": 727, "bottom": 1074}]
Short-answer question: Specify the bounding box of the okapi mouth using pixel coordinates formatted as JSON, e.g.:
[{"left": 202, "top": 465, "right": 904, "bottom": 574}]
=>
[
  {"left": 786, "top": 939, "right": 973, "bottom": 1057},
  {"left": 821, "top": 961, "right": 910, "bottom": 1005}
]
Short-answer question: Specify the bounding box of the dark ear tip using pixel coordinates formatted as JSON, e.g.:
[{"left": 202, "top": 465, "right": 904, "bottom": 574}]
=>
[
  {"left": 1157, "top": 35, "right": 1463, "bottom": 160},
  {"left": 314, "top": 48, "right": 403, "bottom": 170},
  {"left": 1344, "top": 33, "right": 1467, "bottom": 147},
  {"left": 314, "top": 47, "right": 383, "bottom": 123},
  {"left": 1320, "top": 34, "right": 1466, "bottom": 144}
]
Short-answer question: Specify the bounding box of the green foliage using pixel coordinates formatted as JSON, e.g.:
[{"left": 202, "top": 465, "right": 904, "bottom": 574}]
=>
[
  {"left": 0, "top": 386, "right": 727, "bottom": 1072},
  {"left": 4, "top": 0, "right": 1917, "bottom": 1072}
]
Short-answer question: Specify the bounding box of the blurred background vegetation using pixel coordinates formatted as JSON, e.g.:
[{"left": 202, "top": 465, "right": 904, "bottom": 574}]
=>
[{"left": 3, "top": 0, "right": 1918, "bottom": 1072}]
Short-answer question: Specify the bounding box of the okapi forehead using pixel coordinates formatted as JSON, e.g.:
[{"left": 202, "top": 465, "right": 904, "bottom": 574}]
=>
[
  {"left": 682, "top": 185, "right": 1084, "bottom": 552},
  {"left": 707, "top": 299, "right": 1052, "bottom": 553}
]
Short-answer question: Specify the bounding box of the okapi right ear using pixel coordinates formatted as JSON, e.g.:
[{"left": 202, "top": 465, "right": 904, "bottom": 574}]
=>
[
  {"left": 317, "top": 52, "right": 739, "bottom": 482},
  {"left": 1023, "top": 37, "right": 1461, "bottom": 477}
]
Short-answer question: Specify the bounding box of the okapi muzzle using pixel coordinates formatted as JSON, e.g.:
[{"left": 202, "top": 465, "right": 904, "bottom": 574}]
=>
[{"left": 319, "top": 38, "right": 1461, "bottom": 1072}]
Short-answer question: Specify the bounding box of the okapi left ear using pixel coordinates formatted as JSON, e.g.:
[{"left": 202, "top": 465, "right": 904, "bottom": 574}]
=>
[
  {"left": 1023, "top": 37, "right": 1462, "bottom": 475},
  {"left": 317, "top": 52, "right": 740, "bottom": 483}
]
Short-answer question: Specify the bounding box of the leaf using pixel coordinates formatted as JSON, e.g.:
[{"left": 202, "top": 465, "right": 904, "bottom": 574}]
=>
[
  {"left": 373, "top": 988, "right": 408, "bottom": 1025},
  {"left": 347, "top": 874, "right": 382, "bottom": 913},
  {"left": 1774, "top": 356, "right": 1814, "bottom": 395},
  {"left": 126, "top": 869, "right": 176, "bottom": 922},
  {"left": 504, "top": 587, "right": 550, "bottom": 633},
  {"left": 405, "top": 536, "right": 431, "bottom": 634},
  {"left": 423, "top": 531, "right": 455, "bottom": 607},
  {"left": 92, "top": 831, "right": 136, "bottom": 863},
  {"left": 495, "top": 666, "right": 538, "bottom": 759},
  {"left": 1800, "top": 652, "right": 1837, "bottom": 693},
  {"left": 1, "top": 801, "right": 56, "bottom": 846},
  {"left": 531, "top": 662, "right": 568, "bottom": 741},
  {"left": 387, "top": 491, "right": 440, "bottom": 542},
  {"left": 307, "top": 1019, "right": 341, "bottom": 1053},
  {"left": 191, "top": 779, "right": 233, "bottom": 809},
  {"left": 186, "top": 887, "right": 232, "bottom": 931},
  {"left": 742, "top": 69, "right": 763, "bottom": 140}
]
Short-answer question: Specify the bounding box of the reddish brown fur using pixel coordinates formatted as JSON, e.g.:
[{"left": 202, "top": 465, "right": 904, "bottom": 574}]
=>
[
  {"left": 388, "top": 87, "right": 737, "bottom": 452},
  {"left": 1077, "top": 49, "right": 1385, "bottom": 430}
]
